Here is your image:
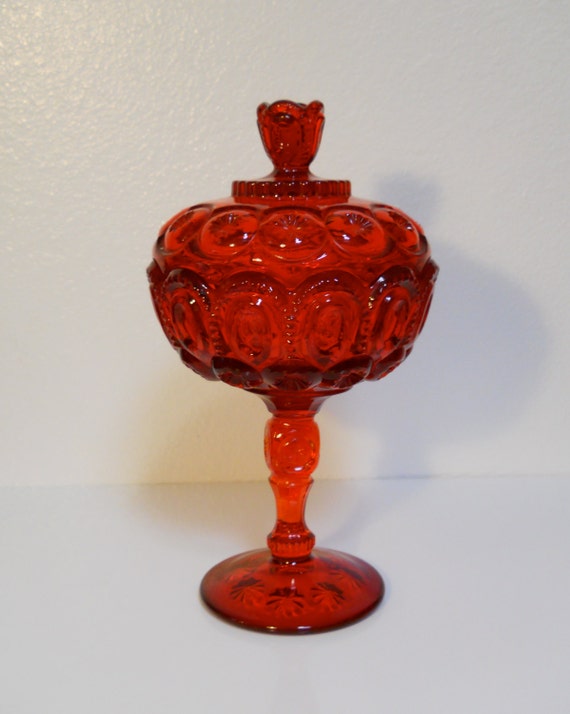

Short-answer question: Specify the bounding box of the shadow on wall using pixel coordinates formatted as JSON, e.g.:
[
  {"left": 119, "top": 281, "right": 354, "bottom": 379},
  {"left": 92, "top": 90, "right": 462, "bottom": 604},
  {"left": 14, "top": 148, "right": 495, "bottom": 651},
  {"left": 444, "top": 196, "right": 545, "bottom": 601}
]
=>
[
  {"left": 324, "top": 239, "right": 548, "bottom": 481},
  {"left": 323, "top": 173, "right": 548, "bottom": 480},
  {"left": 312, "top": 173, "right": 548, "bottom": 548},
  {"left": 133, "top": 173, "right": 547, "bottom": 541}
]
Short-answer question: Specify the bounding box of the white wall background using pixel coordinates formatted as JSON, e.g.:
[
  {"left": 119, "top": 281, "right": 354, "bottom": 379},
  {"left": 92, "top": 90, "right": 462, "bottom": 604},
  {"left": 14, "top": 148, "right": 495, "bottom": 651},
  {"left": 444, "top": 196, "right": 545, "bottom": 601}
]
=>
[{"left": 2, "top": 0, "right": 569, "bottom": 486}]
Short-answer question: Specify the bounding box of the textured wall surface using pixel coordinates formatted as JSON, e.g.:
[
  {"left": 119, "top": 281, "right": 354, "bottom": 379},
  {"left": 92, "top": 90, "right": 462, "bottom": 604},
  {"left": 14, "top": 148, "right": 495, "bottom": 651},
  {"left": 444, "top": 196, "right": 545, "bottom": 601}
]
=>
[{"left": 2, "top": 0, "right": 569, "bottom": 485}]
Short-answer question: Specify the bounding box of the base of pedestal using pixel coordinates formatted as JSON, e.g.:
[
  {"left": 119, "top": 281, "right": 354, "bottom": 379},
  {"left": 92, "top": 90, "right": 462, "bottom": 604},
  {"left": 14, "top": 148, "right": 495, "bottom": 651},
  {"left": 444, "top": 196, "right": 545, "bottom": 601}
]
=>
[{"left": 200, "top": 548, "right": 384, "bottom": 633}]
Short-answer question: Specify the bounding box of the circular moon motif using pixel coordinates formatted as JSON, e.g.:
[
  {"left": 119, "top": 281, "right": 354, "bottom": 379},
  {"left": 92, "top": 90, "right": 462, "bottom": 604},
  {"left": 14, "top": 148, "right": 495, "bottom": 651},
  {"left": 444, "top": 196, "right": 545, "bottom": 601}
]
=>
[
  {"left": 163, "top": 206, "right": 211, "bottom": 253},
  {"left": 164, "top": 270, "right": 211, "bottom": 360},
  {"left": 302, "top": 292, "right": 359, "bottom": 367},
  {"left": 373, "top": 206, "right": 423, "bottom": 254},
  {"left": 326, "top": 208, "right": 389, "bottom": 257},
  {"left": 259, "top": 209, "right": 327, "bottom": 261},
  {"left": 199, "top": 208, "right": 258, "bottom": 258},
  {"left": 371, "top": 284, "right": 417, "bottom": 359}
]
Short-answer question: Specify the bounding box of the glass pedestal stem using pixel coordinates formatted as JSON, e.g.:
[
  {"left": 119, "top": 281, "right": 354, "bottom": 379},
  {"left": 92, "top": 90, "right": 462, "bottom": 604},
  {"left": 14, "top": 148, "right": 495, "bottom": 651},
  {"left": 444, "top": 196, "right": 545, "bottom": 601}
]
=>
[
  {"left": 199, "top": 396, "right": 384, "bottom": 633},
  {"left": 265, "top": 411, "right": 319, "bottom": 562}
]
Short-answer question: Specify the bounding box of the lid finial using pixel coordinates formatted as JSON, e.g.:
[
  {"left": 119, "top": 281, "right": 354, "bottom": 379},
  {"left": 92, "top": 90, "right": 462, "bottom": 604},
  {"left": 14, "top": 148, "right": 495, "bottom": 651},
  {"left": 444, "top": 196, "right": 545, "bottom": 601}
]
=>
[
  {"left": 257, "top": 100, "right": 325, "bottom": 175},
  {"left": 232, "top": 99, "right": 349, "bottom": 200}
]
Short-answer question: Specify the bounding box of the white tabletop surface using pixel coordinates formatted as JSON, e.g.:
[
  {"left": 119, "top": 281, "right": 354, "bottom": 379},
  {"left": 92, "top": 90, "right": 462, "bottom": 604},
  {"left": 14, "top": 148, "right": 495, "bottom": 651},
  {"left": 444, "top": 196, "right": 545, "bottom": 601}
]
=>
[{"left": 2, "top": 475, "right": 569, "bottom": 714}]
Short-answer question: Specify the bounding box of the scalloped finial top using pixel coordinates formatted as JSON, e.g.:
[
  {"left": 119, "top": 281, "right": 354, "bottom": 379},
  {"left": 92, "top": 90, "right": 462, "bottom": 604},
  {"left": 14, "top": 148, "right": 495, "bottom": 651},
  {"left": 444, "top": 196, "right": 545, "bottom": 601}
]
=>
[{"left": 257, "top": 100, "right": 325, "bottom": 175}]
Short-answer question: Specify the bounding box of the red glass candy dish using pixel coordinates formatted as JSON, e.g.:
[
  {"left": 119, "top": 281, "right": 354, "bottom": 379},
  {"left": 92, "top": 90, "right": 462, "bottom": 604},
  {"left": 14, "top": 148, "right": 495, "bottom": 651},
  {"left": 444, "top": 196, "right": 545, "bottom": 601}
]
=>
[{"left": 148, "top": 100, "right": 438, "bottom": 633}]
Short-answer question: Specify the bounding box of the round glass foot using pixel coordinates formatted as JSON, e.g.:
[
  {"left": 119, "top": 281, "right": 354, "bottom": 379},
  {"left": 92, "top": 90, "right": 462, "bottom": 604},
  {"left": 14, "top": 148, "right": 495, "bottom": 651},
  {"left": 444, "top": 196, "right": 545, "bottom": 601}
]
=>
[{"left": 200, "top": 548, "right": 384, "bottom": 633}]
